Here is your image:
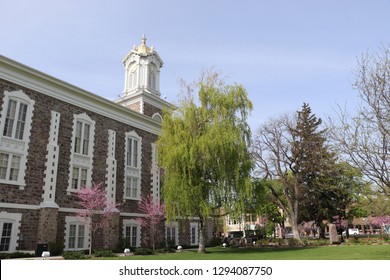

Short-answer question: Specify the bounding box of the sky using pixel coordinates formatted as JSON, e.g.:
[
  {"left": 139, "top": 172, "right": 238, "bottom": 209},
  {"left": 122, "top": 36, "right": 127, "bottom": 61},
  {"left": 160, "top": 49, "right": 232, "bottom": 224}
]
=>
[{"left": 2, "top": 0, "right": 390, "bottom": 131}]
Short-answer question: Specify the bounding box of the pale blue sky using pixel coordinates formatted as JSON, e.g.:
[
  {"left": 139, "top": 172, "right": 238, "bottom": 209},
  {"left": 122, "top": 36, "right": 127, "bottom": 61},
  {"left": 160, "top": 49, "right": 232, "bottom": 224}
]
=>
[{"left": 2, "top": 0, "right": 390, "bottom": 130}]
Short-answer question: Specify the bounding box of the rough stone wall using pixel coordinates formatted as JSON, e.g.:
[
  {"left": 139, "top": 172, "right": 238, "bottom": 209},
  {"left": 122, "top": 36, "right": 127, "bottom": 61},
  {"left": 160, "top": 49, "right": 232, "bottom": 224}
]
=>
[
  {"left": 0, "top": 78, "right": 159, "bottom": 251},
  {"left": 0, "top": 79, "right": 49, "bottom": 205},
  {"left": 126, "top": 101, "right": 141, "bottom": 114},
  {"left": 37, "top": 208, "right": 58, "bottom": 244},
  {"left": 103, "top": 213, "right": 120, "bottom": 249},
  {"left": 0, "top": 207, "right": 40, "bottom": 251},
  {"left": 143, "top": 102, "right": 162, "bottom": 118}
]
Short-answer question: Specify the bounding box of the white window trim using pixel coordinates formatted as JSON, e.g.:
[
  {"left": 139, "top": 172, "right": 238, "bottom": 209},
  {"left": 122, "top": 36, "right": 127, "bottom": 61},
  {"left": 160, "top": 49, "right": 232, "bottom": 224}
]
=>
[
  {"left": 190, "top": 222, "right": 199, "bottom": 245},
  {"left": 105, "top": 129, "right": 117, "bottom": 203},
  {"left": 124, "top": 131, "right": 142, "bottom": 201},
  {"left": 152, "top": 113, "right": 162, "bottom": 122},
  {"left": 64, "top": 216, "right": 89, "bottom": 251},
  {"left": 67, "top": 113, "right": 95, "bottom": 193},
  {"left": 123, "top": 219, "right": 141, "bottom": 248},
  {"left": 0, "top": 211, "right": 22, "bottom": 253},
  {"left": 41, "top": 111, "right": 61, "bottom": 208},
  {"left": 0, "top": 90, "right": 34, "bottom": 189},
  {"left": 165, "top": 222, "right": 179, "bottom": 246},
  {"left": 150, "top": 143, "right": 160, "bottom": 205}
]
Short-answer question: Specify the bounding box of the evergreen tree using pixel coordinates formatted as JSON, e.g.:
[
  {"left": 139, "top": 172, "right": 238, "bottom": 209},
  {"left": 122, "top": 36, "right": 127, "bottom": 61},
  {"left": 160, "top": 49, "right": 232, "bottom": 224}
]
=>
[
  {"left": 290, "top": 103, "right": 337, "bottom": 237},
  {"left": 253, "top": 103, "right": 361, "bottom": 239},
  {"left": 292, "top": 104, "right": 362, "bottom": 237},
  {"left": 290, "top": 103, "right": 330, "bottom": 188}
]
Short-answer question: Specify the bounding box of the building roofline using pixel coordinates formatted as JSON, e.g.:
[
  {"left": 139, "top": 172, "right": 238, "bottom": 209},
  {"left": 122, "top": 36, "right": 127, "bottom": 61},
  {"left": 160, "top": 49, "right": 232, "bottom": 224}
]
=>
[{"left": 0, "top": 55, "right": 162, "bottom": 135}]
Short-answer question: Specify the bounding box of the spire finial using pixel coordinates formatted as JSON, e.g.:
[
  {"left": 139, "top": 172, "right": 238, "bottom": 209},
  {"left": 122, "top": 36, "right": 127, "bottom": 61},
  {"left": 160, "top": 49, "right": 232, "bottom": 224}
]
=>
[{"left": 141, "top": 34, "right": 147, "bottom": 45}]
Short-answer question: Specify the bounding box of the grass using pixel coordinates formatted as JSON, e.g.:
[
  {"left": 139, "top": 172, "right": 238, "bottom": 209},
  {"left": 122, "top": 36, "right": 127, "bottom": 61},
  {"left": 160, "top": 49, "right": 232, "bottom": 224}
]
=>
[{"left": 104, "top": 245, "right": 390, "bottom": 260}]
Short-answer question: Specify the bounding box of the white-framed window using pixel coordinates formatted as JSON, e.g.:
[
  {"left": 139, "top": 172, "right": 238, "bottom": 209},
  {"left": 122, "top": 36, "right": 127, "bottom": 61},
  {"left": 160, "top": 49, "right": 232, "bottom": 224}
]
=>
[
  {"left": 190, "top": 222, "right": 199, "bottom": 245},
  {"left": 71, "top": 167, "right": 88, "bottom": 190},
  {"left": 0, "top": 153, "right": 20, "bottom": 181},
  {"left": 74, "top": 121, "right": 91, "bottom": 155},
  {"left": 123, "top": 219, "right": 141, "bottom": 248},
  {"left": 0, "top": 90, "right": 34, "bottom": 188},
  {"left": 125, "top": 176, "right": 138, "bottom": 199},
  {"left": 0, "top": 212, "right": 22, "bottom": 253},
  {"left": 68, "top": 113, "right": 95, "bottom": 193},
  {"left": 227, "top": 215, "right": 242, "bottom": 225},
  {"left": 3, "top": 100, "right": 28, "bottom": 140},
  {"left": 126, "top": 137, "right": 139, "bottom": 168},
  {"left": 166, "top": 222, "right": 179, "bottom": 246},
  {"left": 127, "top": 62, "right": 138, "bottom": 91},
  {"left": 148, "top": 63, "right": 157, "bottom": 90},
  {"left": 64, "top": 216, "right": 89, "bottom": 251},
  {"left": 0, "top": 221, "right": 13, "bottom": 252},
  {"left": 124, "top": 131, "right": 141, "bottom": 200},
  {"left": 152, "top": 113, "right": 162, "bottom": 122}
]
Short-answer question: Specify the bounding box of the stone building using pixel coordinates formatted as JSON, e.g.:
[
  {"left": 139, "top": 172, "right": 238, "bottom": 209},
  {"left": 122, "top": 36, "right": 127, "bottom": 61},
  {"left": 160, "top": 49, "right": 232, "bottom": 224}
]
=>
[{"left": 0, "top": 37, "right": 203, "bottom": 254}]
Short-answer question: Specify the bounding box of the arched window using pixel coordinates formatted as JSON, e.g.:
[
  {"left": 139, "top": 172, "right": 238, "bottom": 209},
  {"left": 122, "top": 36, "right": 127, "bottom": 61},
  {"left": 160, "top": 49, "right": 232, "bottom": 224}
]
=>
[
  {"left": 148, "top": 63, "right": 157, "bottom": 90},
  {"left": 152, "top": 113, "right": 162, "bottom": 122}
]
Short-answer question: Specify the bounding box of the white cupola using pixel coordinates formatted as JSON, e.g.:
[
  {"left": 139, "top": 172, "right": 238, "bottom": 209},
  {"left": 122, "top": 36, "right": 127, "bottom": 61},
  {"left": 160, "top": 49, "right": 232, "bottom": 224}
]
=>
[
  {"left": 123, "top": 35, "right": 163, "bottom": 97},
  {"left": 117, "top": 36, "right": 171, "bottom": 118}
]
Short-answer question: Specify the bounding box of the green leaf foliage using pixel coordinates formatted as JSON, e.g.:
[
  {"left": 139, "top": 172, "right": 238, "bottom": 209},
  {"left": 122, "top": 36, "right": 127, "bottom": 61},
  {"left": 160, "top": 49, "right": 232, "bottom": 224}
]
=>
[{"left": 157, "top": 70, "right": 254, "bottom": 222}]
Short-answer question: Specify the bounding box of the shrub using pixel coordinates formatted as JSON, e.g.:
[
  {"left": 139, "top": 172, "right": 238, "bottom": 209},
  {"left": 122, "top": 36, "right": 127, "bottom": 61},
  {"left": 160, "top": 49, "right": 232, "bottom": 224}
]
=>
[
  {"left": 207, "top": 237, "right": 223, "bottom": 247},
  {"left": 0, "top": 252, "right": 35, "bottom": 259},
  {"left": 49, "top": 240, "right": 64, "bottom": 256},
  {"left": 62, "top": 251, "right": 88, "bottom": 260},
  {"left": 155, "top": 247, "right": 176, "bottom": 254},
  {"left": 256, "top": 239, "right": 269, "bottom": 246},
  {"left": 287, "top": 238, "right": 303, "bottom": 247},
  {"left": 93, "top": 249, "right": 115, "bottom": 258},
  {"left": 133, "top": 248, "right": 154, "bottom": 255}
]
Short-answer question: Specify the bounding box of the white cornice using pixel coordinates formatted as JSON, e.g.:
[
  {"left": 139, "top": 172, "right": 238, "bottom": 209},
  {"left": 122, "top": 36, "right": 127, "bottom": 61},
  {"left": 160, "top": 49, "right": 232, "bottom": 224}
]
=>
[
  {"left": 0, "top": 202, "right": 40, "bottom": 210},
  {"left": 0, "top": 202, "right": 147, "bottom": 218},
  {"left": 116, "top": 90, "right": 175, "bottom": 111},
  {"left": 58, "top": 207, "right": 147, "bottom": 217},
  {"left": 0, "top": 55, "right": 162, "bottom": 135}
]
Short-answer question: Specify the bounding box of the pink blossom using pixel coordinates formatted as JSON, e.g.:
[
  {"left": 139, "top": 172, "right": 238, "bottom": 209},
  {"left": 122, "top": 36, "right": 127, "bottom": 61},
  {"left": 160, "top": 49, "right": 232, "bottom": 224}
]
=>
[
  {"left": 137, "top": 194, "right": 165, "bottom": 250},
  {"left": 75, "top": 182, "right": 120, "bottom": 255}
]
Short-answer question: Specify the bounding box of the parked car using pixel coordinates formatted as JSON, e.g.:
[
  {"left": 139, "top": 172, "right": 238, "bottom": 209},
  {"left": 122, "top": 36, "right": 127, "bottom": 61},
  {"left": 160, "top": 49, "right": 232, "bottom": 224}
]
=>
[{"left": 342, "top": 228, "right": 359, "bottom": 236}]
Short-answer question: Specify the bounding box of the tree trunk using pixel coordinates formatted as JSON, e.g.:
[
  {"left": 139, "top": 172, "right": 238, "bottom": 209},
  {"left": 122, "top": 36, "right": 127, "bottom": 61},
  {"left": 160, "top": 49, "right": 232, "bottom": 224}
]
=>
[
  {"left": 291, "top": 219, "right": 300, "bottom": 240},
  {"left": 89, "top": 224, "right": 93, "bottom": 256},
  {"left": 197, "top": 218, "right": 206, "bottom": 254},
  {"left": 290, "top": 201, "right": 301, "bottom": 240},
  {"left": 319, "top": 223, "right": 326, "bottom": 239}
]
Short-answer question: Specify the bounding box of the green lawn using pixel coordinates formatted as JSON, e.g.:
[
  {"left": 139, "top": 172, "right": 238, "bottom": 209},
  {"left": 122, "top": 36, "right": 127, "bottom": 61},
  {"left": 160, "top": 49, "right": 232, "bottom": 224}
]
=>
[{"left": 109, "top": 245, "right": 390, "bottom": 260}]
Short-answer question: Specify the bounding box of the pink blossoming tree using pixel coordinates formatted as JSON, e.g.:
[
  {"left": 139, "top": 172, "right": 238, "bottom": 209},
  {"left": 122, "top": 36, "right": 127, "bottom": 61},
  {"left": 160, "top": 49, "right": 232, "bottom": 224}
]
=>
[
  {"left": 371, "top": 216, "right": 390, "bottom": 233},
  {"left": 76, "top": 182, "right": 119, "bottom": 256},
  {"left": 137, "top": 194, "right": 165, "bottom": 251}
]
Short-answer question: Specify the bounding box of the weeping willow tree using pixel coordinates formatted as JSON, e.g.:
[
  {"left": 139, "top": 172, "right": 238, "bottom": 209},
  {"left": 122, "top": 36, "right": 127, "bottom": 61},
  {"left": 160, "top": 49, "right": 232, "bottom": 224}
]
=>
[{"left": 157, "top": 70, "right": 253, "bottom": 253}]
